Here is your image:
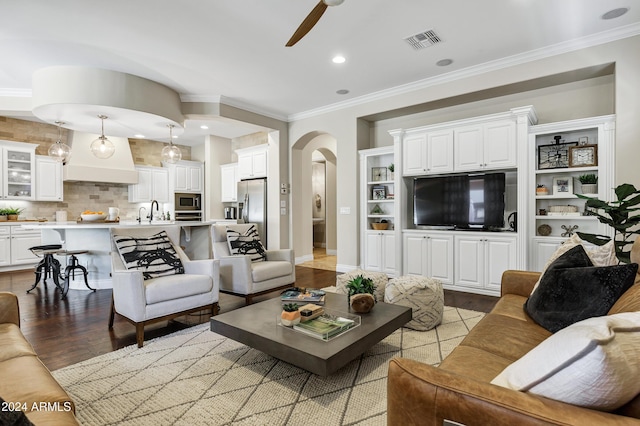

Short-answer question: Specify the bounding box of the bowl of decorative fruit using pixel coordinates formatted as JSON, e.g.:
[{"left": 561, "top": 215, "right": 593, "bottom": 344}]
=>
[{"left": 80, "top": 210, "right": 107, "bottom": 221}]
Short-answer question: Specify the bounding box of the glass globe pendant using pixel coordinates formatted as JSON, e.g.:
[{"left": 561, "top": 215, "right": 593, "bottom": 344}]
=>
[
  {"left": 48, "top": 121, "right": 72, "bottom": 163},
  {"left": 90, "top": 115, "right": 115, "bottom": 159},
  {"left": 161, "top": 124, "right": 182, "bottom": 163}
]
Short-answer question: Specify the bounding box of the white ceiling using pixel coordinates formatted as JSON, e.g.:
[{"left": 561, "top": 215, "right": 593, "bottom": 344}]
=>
[{"left": 1, "top": 1, "right": 639, "bottom": 145}]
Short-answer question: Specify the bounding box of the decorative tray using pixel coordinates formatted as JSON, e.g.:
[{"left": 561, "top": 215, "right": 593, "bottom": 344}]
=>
[
  {"left": 278, "top": 309, "right": 360, "bottom": 341},
  {"left": 76, "top": 218, "right": 120, "bottom": 224}
]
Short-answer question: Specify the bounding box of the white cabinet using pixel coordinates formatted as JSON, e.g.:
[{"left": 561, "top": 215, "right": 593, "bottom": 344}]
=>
[
  {"left": 8, "top": 226, "right": 40, "bottom": 265},
  {"left": 35, "top": 155, "right": 63, "bottom": 201},
  {"left": 454, "top": 234, "right": 517, "bottom": 295},
  {"left": 364, "top": 231, "right": 396, "bottom": 274},
  {"left": 1, "top": 141, "right": 36, "bottom": 200},
  {"left": 220, "top": 163, "right": 238, "bottom": 202},
  {"left": 403, "top": 130, "right": 454, "bottom": 176},
  {"left": 454, "top": 120, "right": 516, "bottom": 171},
  {"left": 175, "top": 161, "right": 204, "bottom": 192},
  {"left": 0, "top": 227, "right": 10, "bottom": 266},
  {"left": 236, "top": 145, "right": 268, "bottom": 180},
  {"left": 403, "top": 232, "right": 454, "bottom": 285},
  {"left": 129, "top": 166, "right": 169, "bottom": 203}
]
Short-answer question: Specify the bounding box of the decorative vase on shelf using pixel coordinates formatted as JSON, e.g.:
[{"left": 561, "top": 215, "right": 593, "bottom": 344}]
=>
[
  {"left": 581, "top": 184, "right": 598, "bottom": 194},
  {"left": 536, "top": 185, "right": 549, "bottom": 196}
]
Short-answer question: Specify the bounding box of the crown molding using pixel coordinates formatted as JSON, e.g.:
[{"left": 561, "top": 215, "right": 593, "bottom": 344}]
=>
[
  {"left": 288, "top": 23, "right": 640, "bottom": 122},
  {"left": 0, "top": 88, "right": 32, "bottom": 97}
]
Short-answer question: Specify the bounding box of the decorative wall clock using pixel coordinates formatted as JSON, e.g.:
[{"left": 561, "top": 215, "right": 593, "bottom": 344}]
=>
[
  {"left": 568, "top": 144, "right": 598, "bottom": 167},
  {"left": 538, "top": 135, "right": 579, "bottom": 169}
]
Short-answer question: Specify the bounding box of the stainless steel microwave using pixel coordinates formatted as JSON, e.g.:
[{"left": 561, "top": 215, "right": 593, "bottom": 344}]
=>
[{"left": 175, "top": 193, "right": 201, "bottom": 211}]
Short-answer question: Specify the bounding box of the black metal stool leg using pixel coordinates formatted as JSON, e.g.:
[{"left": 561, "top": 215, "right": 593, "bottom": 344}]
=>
[
  {"left": 27, "top": 259, "right": 47, "bottom": 293},
  {"left": 63, "top": 255, "right": 95, "bottom": 298}
]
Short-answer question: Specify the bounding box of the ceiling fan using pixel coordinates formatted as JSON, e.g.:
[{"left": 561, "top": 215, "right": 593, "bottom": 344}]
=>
[{"left": 286, "top": 0, "right": 345, "bottom": 47}]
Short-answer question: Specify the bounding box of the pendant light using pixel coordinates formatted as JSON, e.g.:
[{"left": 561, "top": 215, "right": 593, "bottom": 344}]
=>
[
  {"left": 161, "top": 124, "right": 182, "bottom": 163},
  {"left": 48, "top": 121, "right": 72, "bottom": 163},
  {"left": 90, "top": 115, "right": 115, "bottom": 159}
]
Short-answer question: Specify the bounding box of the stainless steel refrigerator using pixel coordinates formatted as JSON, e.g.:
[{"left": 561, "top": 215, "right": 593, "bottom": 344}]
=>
[{"left": 237, "top": 177, "right": 267, "bottom": 247}]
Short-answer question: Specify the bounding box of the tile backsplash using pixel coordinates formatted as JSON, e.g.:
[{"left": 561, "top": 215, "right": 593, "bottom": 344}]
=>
[{"left": 0, "top": 117, "right": 190, "bottom": 221}]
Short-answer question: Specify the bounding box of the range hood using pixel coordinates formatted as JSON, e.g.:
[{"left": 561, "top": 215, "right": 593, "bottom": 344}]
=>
[{"left": 63, "top": 131, "right": 138, "bottom": 184}]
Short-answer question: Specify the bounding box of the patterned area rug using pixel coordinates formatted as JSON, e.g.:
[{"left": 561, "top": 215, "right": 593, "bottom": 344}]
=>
[{"left": 53, "top": 306, "right": 484, "bottom": 425}]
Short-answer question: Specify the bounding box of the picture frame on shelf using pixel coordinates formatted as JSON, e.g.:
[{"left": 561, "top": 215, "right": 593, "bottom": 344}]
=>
[
  {"left": 552, "top": 176, "right": 573, "bottom": 195},
  {"left": 372, "top": 186, "right": 386, "bottom": 200},
  {"left": 537, "top": 139, "right": 578, "bottom": 169},
  {"left": 371, "top": 167, "right": 387, "bottom": 182},
  {"left": 568, "top": 144, "right": 598, "bottom": 167}
]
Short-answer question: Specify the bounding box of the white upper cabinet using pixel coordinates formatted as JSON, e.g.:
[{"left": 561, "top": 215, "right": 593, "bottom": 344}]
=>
[
  {"left": 454, "top": 120, "right": 516, "bottom": 171},
  {"left": 220, "top": 163, "right": 238, "bottom": 202},
  {"left": 1, "top": 141, "right": 36, "bottom": 200},
  {"left": 35, "top": 155, "right": 63, "bottom": 201},
  {"left": 236, "top": 145, "right": 268, "bottom": 180},
  {"left": 129, "top": 166, "right": 169, "bottom": 202},
  {"left": 403, "top": 130, "right": 454, "bottom": 176},
  {"left": 164, "top": 160, "right": 203, "bottom": 193}
]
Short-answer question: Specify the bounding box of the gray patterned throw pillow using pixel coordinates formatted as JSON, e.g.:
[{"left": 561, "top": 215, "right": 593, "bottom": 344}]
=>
[{"left": 114, "top": 231, "right": 185, "bottom": 280}]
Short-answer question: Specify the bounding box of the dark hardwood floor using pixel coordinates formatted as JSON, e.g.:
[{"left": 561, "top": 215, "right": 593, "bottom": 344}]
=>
[{"left": 0, "top": 266, "right": 497, "bottom": 371}]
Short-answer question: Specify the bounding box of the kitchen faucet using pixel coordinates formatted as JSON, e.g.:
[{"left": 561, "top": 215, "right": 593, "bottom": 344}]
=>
[
  {"left": 138, "top": 207, "right": 147, "bottom": 224},
  {"left": 149, "top": 200, "right": 159, "bottom": 223}
]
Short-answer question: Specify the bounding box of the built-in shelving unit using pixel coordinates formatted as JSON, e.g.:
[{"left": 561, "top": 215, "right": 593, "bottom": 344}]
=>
[
  {"left": 359, "top": 146, "right": 397, "bottom": 275},
  {"left": 528, "top": 115, "right": 615, "bottom": 271}
]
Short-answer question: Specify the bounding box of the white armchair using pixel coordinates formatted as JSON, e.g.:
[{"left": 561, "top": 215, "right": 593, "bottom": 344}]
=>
[
  {"left": 109, "top": 226, "right": 219, "bottom": 347},
  {"left": 211, "top": 223, "right": 295, "bottom": 305}
]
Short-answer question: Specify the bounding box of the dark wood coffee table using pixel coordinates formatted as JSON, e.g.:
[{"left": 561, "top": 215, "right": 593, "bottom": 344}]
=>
[{"left": 210, "top": 292, "right": 411, "bottom": 376}]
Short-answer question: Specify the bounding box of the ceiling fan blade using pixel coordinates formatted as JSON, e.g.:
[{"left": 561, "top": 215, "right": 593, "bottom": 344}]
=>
[{"left": 286, "top": 1, "right": 328, "bottom": 47}]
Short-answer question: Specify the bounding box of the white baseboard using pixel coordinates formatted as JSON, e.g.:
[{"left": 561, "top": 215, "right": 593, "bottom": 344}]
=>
[
  {"left": 326, "top": 249, "right": 337, "bottom": 256},
  {"left": 335, "top": 264, "right": 358, "bottom": 273},
  {"left": 295, "top": 254, "right": 314, "bottom": 264}
]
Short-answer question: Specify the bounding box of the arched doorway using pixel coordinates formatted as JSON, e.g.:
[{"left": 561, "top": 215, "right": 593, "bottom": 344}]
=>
[{"left": 291, "top": 132, "right": 337, "bottom": 269}]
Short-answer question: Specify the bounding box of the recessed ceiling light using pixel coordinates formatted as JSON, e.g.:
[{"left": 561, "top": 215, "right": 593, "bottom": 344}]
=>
[
  {"left": 332, "top": 55, "right": 346, "bottom": 64},
  {"left": 134, "top": 134, "right": 145, "bottom": 138},
  {"left": 436, "top": 59, "right": 453, "bottom": 67},
  {"left": 336, "top": 89, "right": 349, "bottom": 95},
  {"left": 200, "top": 125, "right": 209, "bottom": 129},
  {"left": 602, "top": 7, "right": 629, "bottom": 19}
]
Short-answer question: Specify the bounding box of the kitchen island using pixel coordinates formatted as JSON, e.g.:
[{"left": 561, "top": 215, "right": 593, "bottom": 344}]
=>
[{"left": 21, "top": 220, "right": 235, "bottom": 290}]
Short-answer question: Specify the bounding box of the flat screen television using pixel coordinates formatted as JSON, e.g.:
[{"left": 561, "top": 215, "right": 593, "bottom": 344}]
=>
[{"left": 413, "top": 172, "right": 506, "bottom": 230}]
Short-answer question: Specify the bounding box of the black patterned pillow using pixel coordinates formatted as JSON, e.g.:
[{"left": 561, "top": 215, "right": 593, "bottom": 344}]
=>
[
  {"left": 113, "top": 231, "right": 185, "bottom": 280},
  {"left": 226, "top": 225, "right": 266, "bottom": 262}
]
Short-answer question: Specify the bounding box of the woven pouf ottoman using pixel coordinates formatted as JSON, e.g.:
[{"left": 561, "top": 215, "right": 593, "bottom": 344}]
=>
[
  {"left": 335, "top": 269, "right": 388, "bottom": 302},
  {"left": 384, "top": 276, "right": 444, "bottom": 331}
]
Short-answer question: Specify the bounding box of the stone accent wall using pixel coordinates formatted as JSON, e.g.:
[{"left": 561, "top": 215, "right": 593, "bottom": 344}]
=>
[{"left": 0, "top": 117, "right": 191, "bottom": 221}]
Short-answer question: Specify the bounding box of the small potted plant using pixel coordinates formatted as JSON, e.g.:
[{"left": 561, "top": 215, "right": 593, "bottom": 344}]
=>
[
  {"left": 281, "top": 303, "right": 301, "bottom": 326},
  {"left": 387, "top": 163, "right": 395, "bottom": 180},
  {"left": 536, "top": 184, "right": 549, "bottom": 196},
  {"left": 345, "top": 275, "right": 377, "bottom": 313},
  {"left": 4, "top": 207, "right": 23, "bottom": 221},
  {"left": 0, "top": 208, "right": 8, "bottom": 222},
  {"left": 578, "top": 174, "right": 598, "bottom": 194}
]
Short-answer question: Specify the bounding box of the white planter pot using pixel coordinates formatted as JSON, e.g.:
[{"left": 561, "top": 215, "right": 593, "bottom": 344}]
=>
[{"left": 581, "top": 184, "right": 598, "bottom": 194}]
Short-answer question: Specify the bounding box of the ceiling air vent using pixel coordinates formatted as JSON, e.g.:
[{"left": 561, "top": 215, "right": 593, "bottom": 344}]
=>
[{"left": 404, "top": 29, "right": 442, "bottom": 50}]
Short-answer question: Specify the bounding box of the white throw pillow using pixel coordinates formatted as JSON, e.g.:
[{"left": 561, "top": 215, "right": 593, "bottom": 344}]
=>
[
  {"left": 491, "top": 312, "right": 640, "bottom": 411},
  {"left": 531, "top": 234, "right": 617, "bottom": 295}
]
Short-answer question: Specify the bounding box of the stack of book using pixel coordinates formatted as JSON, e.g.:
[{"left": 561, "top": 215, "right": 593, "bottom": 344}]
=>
[
  {"left": 293, "top": 314, "right": 356, "bottom": 340},
  {"left": 280, "top": 289, "right": 325, "bottom": 306}
]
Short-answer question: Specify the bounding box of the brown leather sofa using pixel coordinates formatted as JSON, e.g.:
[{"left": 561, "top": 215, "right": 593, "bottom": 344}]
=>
[
  {"left": 388, "top": 263, "right": 640, "bottom": 425},
  {"left": 0, "top": 292, "right": 79, "bottom": 425}
]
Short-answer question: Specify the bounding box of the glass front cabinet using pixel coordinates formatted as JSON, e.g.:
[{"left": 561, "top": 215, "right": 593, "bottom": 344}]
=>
[{"left": 1, "top": 142, "right": 36, "bottom": 201}]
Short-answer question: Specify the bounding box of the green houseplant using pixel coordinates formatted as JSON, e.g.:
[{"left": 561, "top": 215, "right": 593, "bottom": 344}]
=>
[
  {"left": 578, "top": 174, "right": 598, "bottom": 194},
  {"left": 0, "top": 208, "right": 8, "bottom": 221},
  {"left": 3, "top": 207, "right": 23, "bottom": 221},
  {"left": 345, "top": 275, "right": 377, "bottom": 313},
  {"left": 281, "top": 303, "right": 301, "bottom": 326},
  {"left": 576, "top": 183, "right": 640, "bottom": 263}
]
